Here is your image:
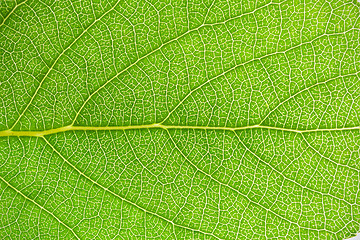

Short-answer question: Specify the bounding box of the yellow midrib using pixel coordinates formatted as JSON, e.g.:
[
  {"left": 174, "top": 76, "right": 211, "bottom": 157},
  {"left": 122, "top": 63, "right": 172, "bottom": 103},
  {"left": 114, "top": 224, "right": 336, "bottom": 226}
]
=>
[{"left": 0, "top": 124, "right": 360, "bottom": 137}]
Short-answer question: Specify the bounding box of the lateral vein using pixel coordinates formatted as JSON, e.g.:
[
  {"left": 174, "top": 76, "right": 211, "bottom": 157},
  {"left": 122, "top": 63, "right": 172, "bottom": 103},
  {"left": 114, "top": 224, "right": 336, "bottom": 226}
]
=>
[{"left": 0, "top": 176, "right": 80, "bottom": 240}]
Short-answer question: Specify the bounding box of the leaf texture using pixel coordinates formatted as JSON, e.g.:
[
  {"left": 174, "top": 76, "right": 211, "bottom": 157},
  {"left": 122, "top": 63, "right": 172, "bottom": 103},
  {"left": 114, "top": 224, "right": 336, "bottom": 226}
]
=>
[{"left": 1, "top": 0, "right": 360, "bottom": 239}]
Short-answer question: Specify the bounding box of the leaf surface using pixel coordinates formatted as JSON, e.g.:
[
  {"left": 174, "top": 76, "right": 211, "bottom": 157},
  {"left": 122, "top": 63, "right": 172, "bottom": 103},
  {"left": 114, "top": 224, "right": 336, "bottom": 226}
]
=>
[{"left": 1, "top": 0, "right": 360, "bottom": 239}]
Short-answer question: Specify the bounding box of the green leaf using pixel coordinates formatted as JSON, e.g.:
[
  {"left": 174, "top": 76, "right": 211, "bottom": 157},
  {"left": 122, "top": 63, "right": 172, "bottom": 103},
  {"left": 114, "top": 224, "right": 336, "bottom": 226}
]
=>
[{"left": 1, "top": 0, "right": 360, "bottom": 239}]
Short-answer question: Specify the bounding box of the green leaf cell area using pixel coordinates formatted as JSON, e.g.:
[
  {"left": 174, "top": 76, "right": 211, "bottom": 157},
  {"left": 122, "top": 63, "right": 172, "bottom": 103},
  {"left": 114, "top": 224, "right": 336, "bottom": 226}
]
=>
[{"left": 1, "top": 0, "right": 360, "bottom": 239}]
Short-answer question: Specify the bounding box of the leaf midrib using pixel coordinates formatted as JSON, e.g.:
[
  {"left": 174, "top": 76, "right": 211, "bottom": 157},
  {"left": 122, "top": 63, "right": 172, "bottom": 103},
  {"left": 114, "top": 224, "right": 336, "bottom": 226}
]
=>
[{"left": 1, "top": 124, "right": 359, "bottom": 137}]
